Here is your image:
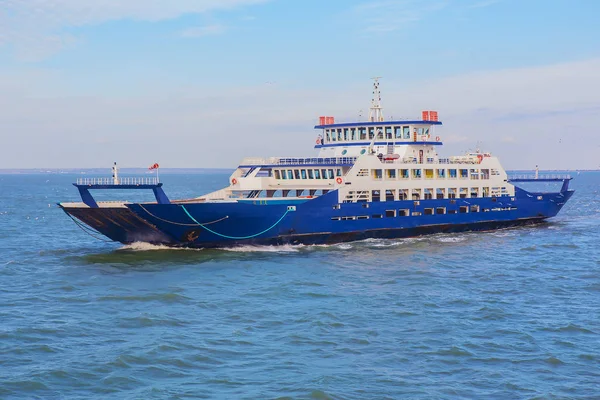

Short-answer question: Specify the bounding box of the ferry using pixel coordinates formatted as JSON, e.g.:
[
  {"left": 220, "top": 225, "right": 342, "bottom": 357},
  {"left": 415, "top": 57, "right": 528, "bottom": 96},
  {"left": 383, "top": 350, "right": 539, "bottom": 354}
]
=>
[{"left": 59, "top": 79, "right": 574, "bottom": 248}]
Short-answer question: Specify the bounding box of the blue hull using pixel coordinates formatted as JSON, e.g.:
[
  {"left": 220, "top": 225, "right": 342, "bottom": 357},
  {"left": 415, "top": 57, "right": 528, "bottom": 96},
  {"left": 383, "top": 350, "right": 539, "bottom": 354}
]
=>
[{"left": 116, "top": 187, "right": 574, "bottom": 248}]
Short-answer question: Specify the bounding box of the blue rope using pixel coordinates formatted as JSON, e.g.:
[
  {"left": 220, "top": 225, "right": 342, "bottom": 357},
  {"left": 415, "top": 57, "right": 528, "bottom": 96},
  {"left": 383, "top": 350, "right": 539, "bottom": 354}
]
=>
[{"left": 180, "top": 205, "right": 290, "bottom": 240}]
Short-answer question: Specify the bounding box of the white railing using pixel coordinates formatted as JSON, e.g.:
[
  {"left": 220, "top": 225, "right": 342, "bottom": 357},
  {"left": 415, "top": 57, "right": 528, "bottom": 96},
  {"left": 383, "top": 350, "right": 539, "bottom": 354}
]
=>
[
  {"left": 77, "top": 177, "right": 159, "bottom": 185},
  {"left": 508, "top": 174, "right": 571, "bottom": 180},
  {"left": 240, "top": 157, "right": 358, "bottom": 166}
]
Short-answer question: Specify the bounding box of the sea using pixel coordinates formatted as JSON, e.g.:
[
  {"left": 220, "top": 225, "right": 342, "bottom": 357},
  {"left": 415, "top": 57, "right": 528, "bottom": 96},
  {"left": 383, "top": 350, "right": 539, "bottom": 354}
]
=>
[{"left": 0, "top": 170, "right": 599, "bottom": 399}]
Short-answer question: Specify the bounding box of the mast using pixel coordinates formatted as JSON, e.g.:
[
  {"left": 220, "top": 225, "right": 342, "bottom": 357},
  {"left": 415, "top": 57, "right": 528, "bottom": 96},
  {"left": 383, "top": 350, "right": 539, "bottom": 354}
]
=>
[{"left": 369, "top": 77, "right": 384, "bottom": 122}]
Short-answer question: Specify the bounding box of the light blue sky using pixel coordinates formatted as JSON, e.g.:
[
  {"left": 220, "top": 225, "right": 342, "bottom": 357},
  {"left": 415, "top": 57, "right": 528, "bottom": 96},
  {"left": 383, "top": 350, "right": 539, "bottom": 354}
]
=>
[{"left": 1, "top": 0, "right": 599, "bottom": 169}]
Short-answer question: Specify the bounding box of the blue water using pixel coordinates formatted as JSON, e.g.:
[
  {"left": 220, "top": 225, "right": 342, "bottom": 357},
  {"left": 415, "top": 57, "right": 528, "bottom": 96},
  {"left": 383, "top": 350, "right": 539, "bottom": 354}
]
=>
[{"left": 1, "top": 171, "right": 599, "bottom": 399}]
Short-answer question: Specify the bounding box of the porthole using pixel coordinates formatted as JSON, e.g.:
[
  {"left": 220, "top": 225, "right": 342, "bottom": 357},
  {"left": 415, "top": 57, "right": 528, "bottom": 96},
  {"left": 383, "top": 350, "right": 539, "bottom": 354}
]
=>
[
  {"left": 342, "top": 149, "right": 347, "bottom": 155},
  {"left": 360, "top": 149, "right": 366, "bottom": 155}
]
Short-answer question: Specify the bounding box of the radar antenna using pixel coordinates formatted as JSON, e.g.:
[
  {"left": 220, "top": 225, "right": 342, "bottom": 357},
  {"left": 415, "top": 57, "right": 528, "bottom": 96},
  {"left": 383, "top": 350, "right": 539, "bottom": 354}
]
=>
[{"left": 369, "top": 77, "right": 384, "bottom": 122}]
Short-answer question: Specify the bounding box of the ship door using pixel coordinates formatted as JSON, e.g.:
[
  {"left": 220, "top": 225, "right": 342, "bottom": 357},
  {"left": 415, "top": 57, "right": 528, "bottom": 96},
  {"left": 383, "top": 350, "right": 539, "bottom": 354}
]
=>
[{"left": 419, "top": 150, "right": 424, "bottom": 164}]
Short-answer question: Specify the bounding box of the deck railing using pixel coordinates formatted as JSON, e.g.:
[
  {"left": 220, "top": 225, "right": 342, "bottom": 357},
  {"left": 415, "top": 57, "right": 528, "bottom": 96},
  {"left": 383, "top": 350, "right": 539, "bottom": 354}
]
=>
[
  {"left": 240, "top": 157, "right": 358, "bottom": 166},
  {"left": 508, "top": 174, "right": 571, "bottom": 180},
  {"left": 76, "top": 177, "right": 159, "bottom": 186}
]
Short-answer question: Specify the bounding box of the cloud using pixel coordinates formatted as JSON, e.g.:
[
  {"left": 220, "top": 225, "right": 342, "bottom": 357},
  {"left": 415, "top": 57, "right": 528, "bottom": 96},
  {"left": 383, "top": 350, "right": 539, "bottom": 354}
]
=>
[
  {"left": 180, "top": 24, "right": 227, "bottom": 38},
  {"left": 0, "top": 0, "right": 270, "bottom": 60},
  {"left": 348, "top": 0, "right": 449, "bottom": 34},
  {"left": 1, "top": 58, "right": 599, "bottom": 170}
]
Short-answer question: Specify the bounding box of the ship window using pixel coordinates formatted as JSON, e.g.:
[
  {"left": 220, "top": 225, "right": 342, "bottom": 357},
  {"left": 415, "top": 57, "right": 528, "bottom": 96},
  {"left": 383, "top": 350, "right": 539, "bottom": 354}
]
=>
[
  {"left": 418, "top": 127, "right": 424, "bottom": 135},
  {"left": 448, "top": 209, "right": 457, "bottom": 214},
  {"left": 436, "top": 207, "right": 446, "bottom": 215},
  {"left": 359, "top": 128, "right": 367, "bottom": 140},
  {"left": 385, "top": 189, "right": 395, "bottom": 201},
  {"left": 437, "top": 169, "right": 446, "bottom": 178},
  {"left": 400, "top": 169, "right": 409, "bottom": 179},
  {"left": 448, "top": 188, "right": 457, "bottom": 198},
  {"left": 331, "top": 216, "right": 341, "bottom": 221},
  {"left": 385, "top": 210, "right": 396, "bottom": 217},
  {"left": 459, "top": 206, "right": 468, "bottom": 213},
  {"left": 470, "top": 187, "right": 479, "bottom": 197},
  {"left": 411, "top": 169, "right": 422, "bottom": 179},
  {"left": 371, "top": 190, "right": 381, "bottom": 202},
  {"left": 314, "top": 169, "right": 321, "bottom": 179},
  {"left": 386, "top": 169, "right": 396, "bottom": 179},
  {"left": 376, "top": 128, "right": 384, "bottom": 139},
  {"left": 470, "top": 205, "right": 480, "bottom": 213},
  {"left": 424, "top": 128, "right": 429, "bottom": 136},
  {"left": 398, "top": 189, "right": 409, "bottom": 200},
  {"left": 448, "top": 169, "right": 457, "bottom": 178},
  {"left": 333, "top": 204, "right": 341, "bottom": 210},
  {"left": 294, "top": 170, "right": 301, "bottom": 179},
  {"left": 274, "top": 170, "right": 281, "bottom": 180},
  {"left": 350, "top": 128, "right": 357, "bottom": 140},
  {"left": 372, "top": 214, "right": 383, "bottom": 219},
  {"left": 337, "top": 129, "right": 343, "bottom": 141},
  {"left": 424, "top": 208, "right": 434, "bottom": 215},
  {"left": 357, "top": 215, "right": 369, "bottom": 220},
  {"left": 343, "top": 128, "right": 349, "bottom": 141},
  {"left": 341, "top": 216, "right": 355, "bottom": 220},
  {"left": 385, "top": 126, "right": 393, "bottom": 139},
  {"left": 325, "top": 130, "right": 331, "bottom": 142},
  {"left": 368, "top": 127, "right": 375, "bottom": 139},
  {"left": 425, "top": 169, "right": 434, "bottom": 179},
  {"left": 481, "top": 169, "right": 490, "bottom": 179},
  {"left": 412, "top": 212, "right": 422, "bottom": 216},
  {"left": 470, "top": 169, "right": 479, "bottom": 180},
  {"left": 327, "top": 169, "right": 334, "bottom": 179},
  {"left": 399, "top": 209, "right": 409, "bottom": 216},
  {"left": 336, "top": 169, "right": 342, "bottom": 177},
  {"left": 395, "top": 126, "right": 402, "bottom": 139},
  {"left": 424, "top": 188, "right": 433, "bottom": 200},
  {"left": 460, "top": 169, "right": 468, "bottom": 178},
  {"left": 330, "top": 131, "right": 336, "bottom": 142},
  {"left": 362, "top": 203, "right": 369, "bottom": 208},
  {"left": 436, "top": 188, "right": 445, "bottom": 199},
  {"left": 459, "top": 188, "right": 468, "bottom": 198},
  {"left": 308, "top": 169, "right": 314, "bottom": 179},
  {"left": 403, "top": 126, "right": 410, "bottom": 139},
  {"left": 373, "top": 169, "right": 383, "bottom": 180},
  {"left": 300, "top": 169, "right": 307, "bottom": 179},
  {"left": 321, "top": 169, "right": 327, "bottom": 179},
  {"left": 287, "top": 170, "right": 294, "bottom": 179}
]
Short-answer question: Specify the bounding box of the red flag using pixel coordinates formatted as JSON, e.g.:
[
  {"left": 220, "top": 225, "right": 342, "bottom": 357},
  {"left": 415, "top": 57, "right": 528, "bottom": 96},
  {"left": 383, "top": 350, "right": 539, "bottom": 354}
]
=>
[{"left": 149, "top": 163, "right": 159, "bottom": 170}]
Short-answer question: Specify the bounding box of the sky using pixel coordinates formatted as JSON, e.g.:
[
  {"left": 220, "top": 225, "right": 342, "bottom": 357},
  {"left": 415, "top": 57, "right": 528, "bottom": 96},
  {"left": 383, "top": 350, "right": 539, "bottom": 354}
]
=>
[{"left": 0, "top": 0, "right": 599, "bottom": 170}]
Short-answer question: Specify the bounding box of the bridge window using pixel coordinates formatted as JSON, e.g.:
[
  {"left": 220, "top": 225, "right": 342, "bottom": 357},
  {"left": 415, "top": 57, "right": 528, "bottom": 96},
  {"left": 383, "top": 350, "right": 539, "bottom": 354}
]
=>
[
  {"left": 437, "top": 169, "right": 446, "bottom": 178},
  {"left": 337, "top": 129, "right": 343, "bottom": 141},
  {"left": 308, "top": 169, "right": 314, "bottom": 179},
  {"left": 287, "top": 170, "right": 294, "bottom": 180},
  {"left": 459, "top": 169, "right": 469, "bottom": 179},
  {"left": 343, "top": 128, "right": 349, "bottom": 141},
  {"left": 274, "top": 170, "right": 281, "bottom": 179},
  {"left": 294, "top": 170, "right": 301, "bottom": 179},
  {"left": 336, "top": 169, "right": 342, "bottom": 177},
  {"left": 350, "top": 128, "right": 357, "bottom": 140},
  {"left": 327, "top": 169, "right": 335, "bottom": 179},
  {"left": 481, "top": 169, "right": 490, "bottom": 179},
  {"left": 470, "top": 169, "right": 480, "bottom": 180},
  {"left": 314, "top": 169, "right": 321, "bottom": 179},
  {"left": 301, "top": 169, "right": 307, "bottom": 179},
  {"left": 373, "top": 169, "right": 383, "bottom": 180},
  {"left": 376, "top": 128, "right": 384, "bottom": 139},
  {"left": 368, "top": 127, "right": 375, "bottom": 139},
  {"left": 385, "top": 126, "right": 393, "bottom": 139},
  {"left": 403, "top": 126, "right": 410, "bottom": 139},
  {"left": 359, "top": 128, "right": 367, "bottom": 140},
  {"left": 321, "top": 169, "right": 327, "bottom": 179},
  {"left": 325, "top": 130, "right": 331, "bottom": 142},
  {"left": 395, "top": 126, "right": 402, "bottom": 139},
  {"left": 448, "top": 169, "right": 457, "bottom": 178}
]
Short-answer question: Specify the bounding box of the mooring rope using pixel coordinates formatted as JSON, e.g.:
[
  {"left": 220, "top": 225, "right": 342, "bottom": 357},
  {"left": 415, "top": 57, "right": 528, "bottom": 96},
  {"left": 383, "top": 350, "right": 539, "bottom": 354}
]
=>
[
  {"left": 180, "top": 205, "right": 290, "bottom": 240},
  {"left": 138, "top": 204, "right": 229, "bottom": 226},
  {"left": 65, "top": 212, "right": 114, "bottom": 243}
]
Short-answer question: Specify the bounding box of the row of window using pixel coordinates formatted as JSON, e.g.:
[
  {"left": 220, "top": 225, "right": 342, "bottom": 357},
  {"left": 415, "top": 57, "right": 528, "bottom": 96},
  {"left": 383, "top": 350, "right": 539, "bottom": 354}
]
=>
[
  {"left": 324, "top": 126, "right": 430, "bottom": 142},
  {"left": 274, "top": 168, "right": 343, "bottom": 180},
  {"left": 344, "top": 188, "right": 510, "bottom": 202},
  {"left": 330, "top": 206, "right": 518, "bottom": 220},
  {"left": 370, "top": 168, "right": 498, "bottom": 180}
]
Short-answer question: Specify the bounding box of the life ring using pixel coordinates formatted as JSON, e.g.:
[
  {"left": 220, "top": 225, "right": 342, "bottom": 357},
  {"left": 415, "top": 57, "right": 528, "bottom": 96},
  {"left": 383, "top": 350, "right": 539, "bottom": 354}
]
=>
[
  {"left": 336, "top": 177, "right": 343, "bottom": 184},
  {"left": 476, "top": 154, "right": 483, "bottom": 163},
  {"left": 316, "top": 136, "right": 322, "bottom": 145},
  {"left": 231, "top": 178, "right": 238, "bottom": 185},
  {"left": 436, "top": 136, "right": 440, "bottom": 142}
]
